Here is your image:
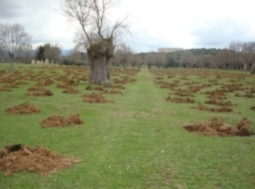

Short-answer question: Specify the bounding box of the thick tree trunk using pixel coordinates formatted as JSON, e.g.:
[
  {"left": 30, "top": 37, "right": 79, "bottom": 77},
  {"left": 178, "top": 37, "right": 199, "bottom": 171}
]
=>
[
  {"left": 9, "top": 61, "right": 14, "bottom": 70},
  {"left": 9, "top": 55, "right": 14, "bottom": 71},
  {"left": 87, "top": 38, "right": 114, "bottom": 85},
  {"left": 250, "top": 63, "right": 255, "bottom": 74},
  {"left": 243, "top": 62, "right": 247, "bottom": 71},
  {"left": 89, "top": 57, "right": 110, "bottom": 84}
]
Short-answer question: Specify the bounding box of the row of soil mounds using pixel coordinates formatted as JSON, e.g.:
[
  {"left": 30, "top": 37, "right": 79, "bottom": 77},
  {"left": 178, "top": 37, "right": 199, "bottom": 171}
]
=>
[
  {"left": 5, "top": 103, "right": 83, "bottom": 128},
  {"left": 82, "top": 93, "right": 114, "bottom": 103},
  {"left": 192, "top": 104, "right": 232, "bottom": 112},
  {"left": 0, "top": 66, "right": 139, "bottom": 92},
  {"left": 0, "top": 144, "right": 82, "bottom": 177},
  {"left": 151, "top": 69, "right": 255, "bottom": 113},
  {"left": 184, "top": 117, "right": 253, "bottom": 136}
]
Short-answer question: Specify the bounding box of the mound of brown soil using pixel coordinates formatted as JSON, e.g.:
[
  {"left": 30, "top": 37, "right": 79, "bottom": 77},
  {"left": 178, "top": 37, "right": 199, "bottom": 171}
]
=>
[
  {"left": 166, "top": 96, "right": 194, "bottom": 103},
  {"left": 103, "top": 89, "right": 123, "bottom": 94},
  {"left": 0, "top": 87, "right": 12, "bottom": 92},
  {"left": 0, "top": 144, "right": 82, "bottom": 177},
  {"left": 56, "top": 83, "right": 66, "bottom": 88},
  {"left": 63, "top": 87, "right": 79, "bottom": 94},
  {"left": 82, "top": 93, "right": 113, "bottom": 103},
  {"left": 26, "top": 89, "right": 53, "bottom": 96},
  {"left": 5, "top": 102, "right": 40, "bottom": 114},
  {"left": 27, "top": 87, "right": 47, "bottom": 91},
  {"left": 85, "top": 86, "right": 104, "bottom": 91},
  {"left": 205, "top": 99, "right": 236, "bottom": 106},
  {"left": 104, "top": 84, "right": 125, "bottom": 90},
  {"left": 36, "top": 79, "right": 54, "bottom": 86},
  {"left": 184, "top": 117, "right": 253, "bottom": 136},
  {"left": 42, "top": 114, "right": 83, "bottom": 127},
  {"left": 235, "top": 93, "right": 255, "bottom": 98},
  {"left": 251, "top": 106, "right": 255, "bottom": 111},
  {"left": 193, "top": 104, "right": 232, "bottom": 112}
]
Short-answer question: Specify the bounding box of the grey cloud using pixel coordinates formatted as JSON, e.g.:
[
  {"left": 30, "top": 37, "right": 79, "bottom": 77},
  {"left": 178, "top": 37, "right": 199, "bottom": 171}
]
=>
[
  {"left": 124, "top": 30, "right": 175, "bottom": 53},
  {"left": 190, "top": 18, "right": 253, "bottom": 48}
]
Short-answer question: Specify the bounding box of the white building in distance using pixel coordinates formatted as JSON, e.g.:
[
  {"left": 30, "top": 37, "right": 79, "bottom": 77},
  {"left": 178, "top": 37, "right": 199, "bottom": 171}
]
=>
[{"left": 158, "top": 48, "right": 184, "bottom": 53}]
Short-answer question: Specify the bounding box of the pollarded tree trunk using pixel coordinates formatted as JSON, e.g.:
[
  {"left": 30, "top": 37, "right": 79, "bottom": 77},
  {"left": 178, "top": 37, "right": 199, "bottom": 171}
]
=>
[
  {"left": 89, "top": 57, "right": 110, "bottom": 84},
  {"left": 87, "top": 38, "right": 114, "bottom": 85},
  {"left": 251, "top": 63, "right": 255, "bottom": 74}
]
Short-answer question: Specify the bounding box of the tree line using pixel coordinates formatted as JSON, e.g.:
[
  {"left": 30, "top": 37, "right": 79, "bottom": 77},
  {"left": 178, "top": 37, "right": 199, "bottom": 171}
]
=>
[{"left": 1, "top": 0, "right": 255, "bottom": 78}]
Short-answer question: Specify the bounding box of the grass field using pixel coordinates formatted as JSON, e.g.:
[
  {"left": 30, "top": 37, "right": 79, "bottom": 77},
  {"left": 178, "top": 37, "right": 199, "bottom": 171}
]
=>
[{"left": 0, "top": 63, "right": 255, "bottom": 189}]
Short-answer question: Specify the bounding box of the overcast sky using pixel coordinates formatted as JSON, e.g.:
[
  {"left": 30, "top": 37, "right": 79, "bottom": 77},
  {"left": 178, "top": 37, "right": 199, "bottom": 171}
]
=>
[{"left": 0, "top": 0, "right": 255, "bottom": 53}]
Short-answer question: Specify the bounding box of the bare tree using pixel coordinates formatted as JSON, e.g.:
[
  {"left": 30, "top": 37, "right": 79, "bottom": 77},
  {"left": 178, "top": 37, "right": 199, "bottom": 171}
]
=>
[
  {"left": 240, "top": 42, "right": 255, "bottom": 71},
  {"left": 0, "top": 46, "right": 4, "bottom": 62},
  {"left": 114, "top": 43, "right": 132, "bottom": 68},
  {"left": 215, "top": 49, "right": 236, "bottom": 69},
  {"left": 127, "top": 53, "right": 141, "bottom": 69},
  {"left": 251, "top": 63, "right": 255, "bottom": 74},
  {"left": 0, "top": 23, "right": 31, "bottom": 70},
  {"left": 44, "top": 43, "right": 61, "bottom": 63},
  {"left": 16, "top": 44, "right": 33, "bottom": 63},
  {"left": 202, "top": 54, "right": 213, "bottom": 69},
  {"left": 229, "top": 41, "right": 243, "bottom": 53},
  {"left": 154, "top": 53, "right": 167, "bottom": 68},
  {"left": 180, "top": 51, "right": 194, "bottom": 68},
  {"left": 144, "top": 53, "right": 154, "bottom": 69},
  {"left": 64, "top": 49, "right": 87, "bottom": 65},
  {"left": 228, "top": 41, "right": 245, "bottom": 70},
  {"left": 62, "top": 0, "right": 130, "bottom": 84}
]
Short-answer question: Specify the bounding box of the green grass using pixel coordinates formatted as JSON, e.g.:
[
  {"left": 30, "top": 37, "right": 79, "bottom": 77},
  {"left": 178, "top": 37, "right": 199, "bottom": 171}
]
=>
[{"left": 1, "top": 64, "right": 255, "bottom": 189}]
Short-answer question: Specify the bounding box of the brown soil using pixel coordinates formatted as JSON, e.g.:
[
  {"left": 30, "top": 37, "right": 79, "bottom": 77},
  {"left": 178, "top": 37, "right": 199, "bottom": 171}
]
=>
[
  {"left": 184, "top": 117, "right": 253, "bottom": 136},
  {"left": 26, "top": 89, "right": 53, "bottom": 96},
  {"left": 27, "top": 87, "right": 47, "bottom": 91},
  {"left": 86, "top": 86, "right": 104, "bottom": 91},
  {"left": 251, "top": 106, "right": 255, "bottom": 111},
  {"left": 42, "top": 114, "right": 83, "bottom": 127},
  {"left": 113, "top": 77, "right": 137, "bottom": 84},
  {"left": 166, "top": 96, "right": 194, "bottom": 103},
  {"left": 36, "top": 79, "right": 54, "bottom": 86},
  {"left": 104, "top": 84, "right": 125, "bottom": 90},
  {"left": 103, "top": 89, "right": 123, "bottom": 94},
  {"left": 205, "top": 99, "right": 236, "bottom": 106},
  {"left": 63, "top": 87, "right": 79, "bottom": 94},
  {"left": 235, "top": 93, "right": 255, "bottom": 98},
  {"left": 57, "top": 83, "right": 66, "bottom": 88},
  {"left": 0, "top": 87, "right": 12, "bottom": 92},
  {"left": 0, "top": 144, "right": 82, "bottom": 177},
  {"left": 5, "top": 102, "right": 40, "bottom": 114},
  {"left": 82, "top": 93, "right": 113, "bottom": 103},
  {"left": 193, "top": 104, "right": 232, "bottom": 112}
]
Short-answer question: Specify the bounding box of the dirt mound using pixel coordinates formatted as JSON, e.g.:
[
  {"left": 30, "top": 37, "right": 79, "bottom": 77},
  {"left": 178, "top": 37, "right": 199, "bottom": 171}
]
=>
[
  {"left": 82, "top": 93, "right": 113, "bottom": 103},
  {"left": 0, "top": 144, "right": 82, "bottom": 177},
  {"left": 86, "top": 86, "right": 104, "bottom": 91},
  {"left": 235, "top": 93, "right": 255, "bottom": 98},
  {"left": 103, "top": 89, "right": 123, "bottom": 94},
  {"left": 205, "top": 99, "right": 236, "bottom": 106},
  {"left": 63, "top": 87, "right": 79, "bottom": 94},
  {"left": 166, "top": 96, "right": 194, "bottom": 103},
  {"left": 36, "top": 79, "right": 54, "bottom": 86},
  {"left": 26, "top": 89, "right": 53, "bottom": 96},
  {"left": 27, "top": 87, "right": 47, "bottom": 91},
  {"left": 42, "top": 114, "right": 83, "bottom": 127},
  {"left": 193, "top": 104, "right": 232, "bottom": 112},
  {"left": 251, "top": 106, "right": 255, "bottom": 111},
  {"left": 104, "top": 84, "right": 125, "bottom": 90},
  {"left": 0, "top": 86, "right": 12, "bottom": 92},
  {"left": 5, "top": 102, "right": 40, "bottom": 114},
  {"left": 184, "top": 117, "right": 253, "bottom": 136}
]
